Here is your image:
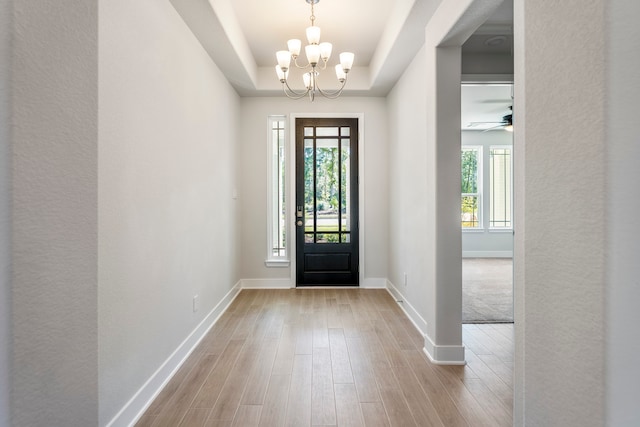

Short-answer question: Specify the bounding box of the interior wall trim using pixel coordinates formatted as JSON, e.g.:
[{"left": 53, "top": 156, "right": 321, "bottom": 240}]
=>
[
  {"left": 241, "top": 278, "right": 292, "bottom": 289},
  {"left": 387, "top": 280, "right": 466, "bottom": 365},
  {"left": 385, "top": 280, "right": 428, "bottom": 339},
  {"left": 362, "top": 278, "right": 387, "bottom": 289},
  {"left": 107, "top": 282, "right": 242, "bottom": 427},
  {"left": 422, "top": 334, "right": 466, "bottom": 366}
]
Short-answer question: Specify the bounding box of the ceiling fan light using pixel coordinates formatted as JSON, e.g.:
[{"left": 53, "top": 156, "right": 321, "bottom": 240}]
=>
[
  {"left": 287, "top": 39, "right": 301, "bottom": 57},
  {"left": 339, "top": 52, "right": 354, "bottom": 72},
  {"left": 504, "top": 124, "right": 513, "bottom": 132},
  {"left": 306, "top": 26, "right": 321, "bottom": 45}
]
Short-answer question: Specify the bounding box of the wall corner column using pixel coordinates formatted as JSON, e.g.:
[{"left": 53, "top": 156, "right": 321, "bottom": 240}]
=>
[{"left": 423, "top": 42, "right": 465, "bottom": 365}]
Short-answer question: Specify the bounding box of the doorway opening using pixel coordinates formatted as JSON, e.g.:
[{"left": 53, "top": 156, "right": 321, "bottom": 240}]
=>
[{"left": 460, "top": 79, "right": 514, "bottom": 323}]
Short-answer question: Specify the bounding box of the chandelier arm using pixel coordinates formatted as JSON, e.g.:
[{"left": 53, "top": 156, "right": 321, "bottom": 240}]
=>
[
  {"left": 292, "top": 56, "right": 311, "bottom": 69},
  {"left": 281, "top": 80, "right": 310, "bottom": 100},
  {"left": 314, "top": 77, "right": 348, "bottom": 99}
]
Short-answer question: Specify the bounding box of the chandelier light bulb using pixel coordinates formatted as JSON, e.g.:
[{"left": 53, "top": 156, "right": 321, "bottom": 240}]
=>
[
  {"left": 305, "top": 44, "right": 321, "bottom": 65},
  {"left": 275, "top": 65, "right": 288, "bottom": 82},
  {"left": 335, "top": 64, "right": 346, "bottom": 82},
  {"left": 339, "top": 52, "right": 354, "bottom": 72},
  {"left": 287, "top": 39, "right": 302, "bottom": 57},
  {"left": 306, "top": 26, "right": 321, "bottom": 45},
  {"left": 303, "top": 72, "right": 313, "bottom": 90},
  {"left": 319, "top": 42, "right": 332, "bottom": 61},
  {"left": 276, "top": 50, "right": 292, "bottom": 71}
]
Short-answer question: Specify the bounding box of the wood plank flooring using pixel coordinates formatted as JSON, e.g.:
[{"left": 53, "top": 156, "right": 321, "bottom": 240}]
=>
[{"left": 136, "top": 289, "right": 513, "bottom": 427}]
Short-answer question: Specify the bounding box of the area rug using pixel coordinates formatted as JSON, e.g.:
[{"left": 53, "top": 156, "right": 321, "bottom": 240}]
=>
[{"left": 463, "top": 258, "right": 513, "bottom": 323}]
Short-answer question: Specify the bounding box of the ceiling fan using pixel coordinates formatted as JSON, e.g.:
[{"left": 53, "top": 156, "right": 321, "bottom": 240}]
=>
[{"left": 467, "top": 106, "right": 513, "bottom": 132}]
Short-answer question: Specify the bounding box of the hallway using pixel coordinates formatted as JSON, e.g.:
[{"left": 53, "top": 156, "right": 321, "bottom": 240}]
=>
[{"left": 136, "top": 289, "right": 513, "bottom": 426}]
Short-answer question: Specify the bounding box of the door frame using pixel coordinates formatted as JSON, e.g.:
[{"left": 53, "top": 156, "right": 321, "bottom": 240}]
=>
[{"left": 287, "top": 113, "right": 365, "bottom": 288}]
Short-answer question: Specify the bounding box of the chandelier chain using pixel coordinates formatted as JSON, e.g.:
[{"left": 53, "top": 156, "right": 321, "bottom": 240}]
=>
[{"left": 310, "top": 1, "right": 315, "bottom": 26}]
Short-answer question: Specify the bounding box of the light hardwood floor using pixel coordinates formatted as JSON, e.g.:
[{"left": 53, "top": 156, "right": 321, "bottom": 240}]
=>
[{"left": 136, "top": 289, "right": 513, "bottom": 427}]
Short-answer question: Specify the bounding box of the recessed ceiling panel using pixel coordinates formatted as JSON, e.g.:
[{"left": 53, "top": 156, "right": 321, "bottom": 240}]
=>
[{"left": 230, "top": 0, "right": 395, "bottom": 67}]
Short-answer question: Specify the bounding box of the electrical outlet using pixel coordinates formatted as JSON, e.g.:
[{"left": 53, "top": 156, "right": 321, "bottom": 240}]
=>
[
  {"left": 193, "top": 295, "right": 199, "bottom": 313},
  {"left": 404, "top": 272, "right": 408, "bottom": 287}
]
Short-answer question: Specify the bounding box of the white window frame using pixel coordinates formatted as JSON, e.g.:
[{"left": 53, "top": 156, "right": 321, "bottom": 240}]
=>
[
  {"left": 461, "top": 146, "right": 483, "bottom": 230},
  {"left": 265, "top": 115, "right": 289, "bottom": 267},
  {"left": 488, "top": 145, "right": 513, "bottom": 230}
]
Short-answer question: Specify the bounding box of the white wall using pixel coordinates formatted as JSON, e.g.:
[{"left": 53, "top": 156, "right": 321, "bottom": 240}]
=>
[
  {"left": 238, "top": 97, "right": 388, "bottom": 286},
  {"left": 0, "top": 0, "right": 11, "bottom": 425},
  {"left": 11, "top": 1, "right": 99, "bottom": 425},
  {"left": 461, "top": 130, "right": 513, "bottom": 257},
  {"left": 514, "top": 0, "right": 607, "bottom": 424},
  {"left": 606, "top": 0, "right": 640, "bottom": 425},
  {"left": 388, "top": 42, "right": 466, "bottom": 361},
  {"left": 387, "top": 45, "right": 431, "bottom": 333},
  {"left": 98, "top": 0, "right": 240, "bottom": 424}
]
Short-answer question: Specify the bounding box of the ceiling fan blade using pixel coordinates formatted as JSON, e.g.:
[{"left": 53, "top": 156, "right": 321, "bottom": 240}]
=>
[
  {"left": 466, "top": 121, "right": 504, "bottom": 128},
  {"left": 482, "top": 124, "right": 506, "bottom": 132},
  {"left": 480, "top": 99, "right": 512, "bottom": 104}
]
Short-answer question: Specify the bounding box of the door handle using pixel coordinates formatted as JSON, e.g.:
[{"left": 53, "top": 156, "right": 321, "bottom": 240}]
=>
[
  {"left": 296, "top": 206, "right": 303, "bottom": 218},
  {"left": 297, "top": 220, "right": 303, "bottom": 227}
]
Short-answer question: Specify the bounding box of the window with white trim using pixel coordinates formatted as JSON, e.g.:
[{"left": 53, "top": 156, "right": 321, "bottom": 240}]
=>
[
  {"left": 461, "top": 146, "right": 482, "bottom": 228},
  {"left": 266, "top": 116, "right": 288, "bottom": 266},
  {"left": 489, "top": 146, "right": 512, "bottom": 228}
]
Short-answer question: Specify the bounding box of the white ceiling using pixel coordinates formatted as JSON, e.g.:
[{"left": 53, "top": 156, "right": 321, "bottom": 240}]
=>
[
  {"left": 170, "top": 0, "right": 513, "bottom": 125},
  {"left": 461, "top": 84, "right": 513, "bottom": 130}
]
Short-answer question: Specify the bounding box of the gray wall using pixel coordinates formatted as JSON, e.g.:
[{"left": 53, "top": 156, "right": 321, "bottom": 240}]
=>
[
  {"left": 387, "top": 45, "right": 431, "bottom": 332},
  {"left": 606, "top": 0, "right": 640, "bottom": 424},
  {"left": 6, "top": 0, "right": 241, "bottom": 425},
  {"left": 0, "top": 0, "right": 11, "bottom": 425},
  {"left": 11, "top": 1, "right": 99, "bottom": 425},
  {"left": 514, "top": 0, "right": 609, "bottom": 424},
  {"left": 98, "top": 0, "right": 240, "bottom": 424}
]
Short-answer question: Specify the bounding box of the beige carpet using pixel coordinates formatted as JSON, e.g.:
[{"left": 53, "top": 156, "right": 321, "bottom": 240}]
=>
[{"left": 463, "top": 258, "right": 513, "bottom": 323}]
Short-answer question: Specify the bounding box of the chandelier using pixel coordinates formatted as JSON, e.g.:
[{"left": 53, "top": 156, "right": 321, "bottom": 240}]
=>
[{"left": 275, "top": 0, "right": 354, "bottom": 101}]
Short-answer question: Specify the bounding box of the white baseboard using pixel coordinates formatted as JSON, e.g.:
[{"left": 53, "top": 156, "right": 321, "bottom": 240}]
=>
[
  {"left": 361, "top": 277, "right": 387, "bottom": 289},
  {"left": 386, "top": 280, "right": 466, "bottom": 365},
  {"left": 108, "top": 281, "right": 242, "bottom": 427},
  {"left": 241, "top": 278, "right": 292, "bottom": 289},
  {"left": 462, "top": 251, "right": 513, "bottom": 258},
  {"left": 422, "top": 333, "right": 466, "bottom": 365},
  {"left": 240, "top": 278, "right": 385, "bottom": 289},
  {"left": 385, "top": 280, "right": 428, "bottom": 338}
]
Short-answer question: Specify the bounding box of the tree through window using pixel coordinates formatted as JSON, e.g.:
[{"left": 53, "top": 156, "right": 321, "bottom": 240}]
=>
[{"left": 461, "top": 147, "right": 481, "bottom": 228}]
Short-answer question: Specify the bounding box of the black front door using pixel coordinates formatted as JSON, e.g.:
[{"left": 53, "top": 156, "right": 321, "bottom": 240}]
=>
[{"left": 296, "top": 117, "right": 359, "bottom": 286}]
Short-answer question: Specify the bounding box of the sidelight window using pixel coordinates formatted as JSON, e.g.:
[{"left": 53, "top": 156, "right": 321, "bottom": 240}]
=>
[{"left": 266, "top": 116, "right": 288, "bottom": 266}]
